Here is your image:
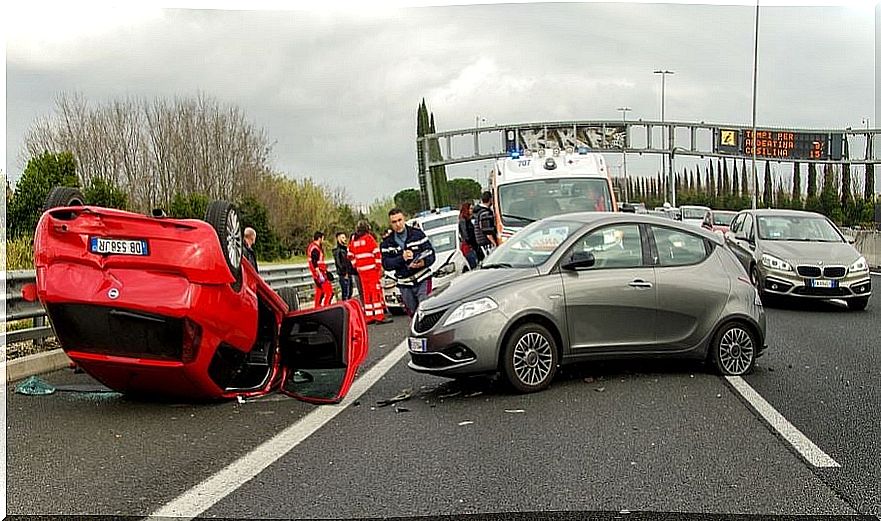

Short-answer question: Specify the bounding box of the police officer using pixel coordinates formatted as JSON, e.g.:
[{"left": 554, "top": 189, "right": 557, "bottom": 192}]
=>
[{"left": 380, "top": 208, "right": 435, "bottom": 316}]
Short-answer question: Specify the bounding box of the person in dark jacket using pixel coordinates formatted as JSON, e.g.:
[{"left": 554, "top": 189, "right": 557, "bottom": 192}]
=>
[
  {"left": 332, "top": 232, "right": 355, "bottom": 300},
  {"left": 472, "top": 191, "right": 498, "bottom": 258},
  {"left": 380, "top": 208, "right": 435, "bottom": 316},
  {"left": 457, "top": 202, "right": 480, "bottom": 269},
  {"left": 243, "top": 227, "right": 258, "bottom": 272}
]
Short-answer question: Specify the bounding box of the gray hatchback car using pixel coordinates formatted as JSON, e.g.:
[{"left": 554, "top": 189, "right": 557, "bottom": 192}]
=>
[{"left": 407, "top": 213, "right": 767, "bottom": 393}]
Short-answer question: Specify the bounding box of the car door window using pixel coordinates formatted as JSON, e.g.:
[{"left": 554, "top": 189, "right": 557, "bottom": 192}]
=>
[
  {"left": 570, "top": 224, "right": 643, "bottom": 269},
  {"left": 651, "top": 226, "right": 710, "bottom": 266},
  {"left": 729, "top": 214, "right": 743, "bottom": 234},
  {"left": 741, "top": 215, "right": 754, "bottom": 240}
]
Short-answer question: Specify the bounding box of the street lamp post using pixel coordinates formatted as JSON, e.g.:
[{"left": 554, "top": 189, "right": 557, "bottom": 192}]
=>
[
  {"left": 617, "top": 107, "right": 632, "bottom": 203},
  {"left": 750, "top": 0, "right": 760, "bottom": 210},
  {"left": 474, "top": 116, "right": 487, "bottom": 156},
  {"left": 654, "top": 69, "right": 674, "bottom": 205}
]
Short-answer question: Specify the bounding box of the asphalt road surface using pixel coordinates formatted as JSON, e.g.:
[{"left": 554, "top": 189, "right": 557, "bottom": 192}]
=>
[{"left": 6, "top": 282, "right": 880, "bottom": 518}]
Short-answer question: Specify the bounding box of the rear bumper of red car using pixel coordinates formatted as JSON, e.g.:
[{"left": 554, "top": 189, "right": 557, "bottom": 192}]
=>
[{"left": 40, "top": 262, "right": 259, "bottom": 399}]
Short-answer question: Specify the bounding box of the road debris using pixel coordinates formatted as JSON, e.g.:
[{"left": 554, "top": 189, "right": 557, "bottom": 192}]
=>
[
  {"left": 458, "top": 421, "right": 474, "bottom": 426},
  {"left": 464, "top": 391, "right": 483, "bottom": 398},
  {"left": 14, "top": 376, "right": 56, "bottom": 396},
  {"left": 594, "top": 387, "right": 606, "bottom": 393},
  {"left": 395, "top": 406, "right": 410, "bottom": 413},
  {"left": 376, "top": 389, "right": 414, "bottom": 407},
  {"left": 583, "top": 377, "right": 595, "bottom": 383},
  {"left": 504, "top": 409, "right": 525, "bottom": 414}
]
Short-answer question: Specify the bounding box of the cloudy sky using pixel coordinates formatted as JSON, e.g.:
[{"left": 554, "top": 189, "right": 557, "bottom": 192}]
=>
[{"left": 3, "top": 1, "right": 878, "bottom": 205}]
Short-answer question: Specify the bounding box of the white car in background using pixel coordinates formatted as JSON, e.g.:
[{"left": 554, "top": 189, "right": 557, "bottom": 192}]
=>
[
  {"left": 679, "top": 205, "right": 712, "bottom": 227},
  {"left": 383, "top": 209, "right": 466, "bottom": 314}
]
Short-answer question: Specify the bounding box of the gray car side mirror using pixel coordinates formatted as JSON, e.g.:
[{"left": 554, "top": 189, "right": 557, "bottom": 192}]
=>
[{"left": 562, "top": 251, "right": 596, "bottom": 270}]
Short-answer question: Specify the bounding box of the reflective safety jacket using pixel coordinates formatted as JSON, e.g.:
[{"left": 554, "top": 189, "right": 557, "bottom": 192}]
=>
[
  {"left": 380, "top": 225, "right": 435, "bottom": 286},
  {"left": 306, "top": 241, "right": 328, "bottom": 281},
  {"left": 347, "top": 232, "right": 382, "bottom": 276}
]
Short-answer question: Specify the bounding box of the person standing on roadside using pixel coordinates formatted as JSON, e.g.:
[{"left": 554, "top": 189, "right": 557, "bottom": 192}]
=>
[
  {"left": 333, "top": 232, "right": 354, "bottom": 301},
  {"left": 306, "top": 231, "right": 334, "bottom": 308},
  {"left": 348, "top": 221, "right": 391, "bottom": 324},
  {"left": 457, "top": 202, "right": 480, "bottom": 270},
  {"left": 472, "top": 190, "right": 498, "bottom": 258},
  {"left": 243, "top": 227, "right": 259, "bottom": 272},
  {"left": 381, "top": 208, "right": 435, "bottom": 316}
]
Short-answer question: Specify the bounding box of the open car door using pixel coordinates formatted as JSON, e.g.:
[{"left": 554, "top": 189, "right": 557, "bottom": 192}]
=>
[{"left": 278, "top": 300, "right": 368, "bottom": 404}]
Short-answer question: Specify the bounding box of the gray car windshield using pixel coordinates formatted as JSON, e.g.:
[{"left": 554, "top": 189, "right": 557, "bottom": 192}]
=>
[
  {"left": 482, "top": 220, "right": 580, "bottom": 268},
  {"left": 498, "top": 178, "right": 611, "bottom": 227},
  {"left": 757, "top": 216, "right": 843, "bottom": 242}
]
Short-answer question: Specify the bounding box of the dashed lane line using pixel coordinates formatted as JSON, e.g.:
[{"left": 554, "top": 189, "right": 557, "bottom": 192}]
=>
[{"left": 725, "top": 376, "right": 840, "bottom": 468}]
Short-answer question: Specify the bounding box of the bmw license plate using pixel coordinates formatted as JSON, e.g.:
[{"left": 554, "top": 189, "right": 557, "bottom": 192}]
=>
[
  {"left": 90, "top": 237, "right": 149, "bottom": 256},
  {"left": 808, "top": 279, "right": 836, "bottom": 288},
  {"left": 408, "top": 337, "right": 427, "bottom": 352}
]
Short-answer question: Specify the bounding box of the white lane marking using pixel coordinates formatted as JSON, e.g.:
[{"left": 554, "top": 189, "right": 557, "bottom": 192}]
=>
[
  {"left": 149, "top": 341, "right": 409, "bottom": 520},
  {"left": 725, "top": 376, "right": 840, "bottom": 468}
]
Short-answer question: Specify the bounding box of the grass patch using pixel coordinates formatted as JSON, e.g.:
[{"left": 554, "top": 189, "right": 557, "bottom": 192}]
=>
[{"left": 5, "top": 236, "right": 35, "bottom": 270}]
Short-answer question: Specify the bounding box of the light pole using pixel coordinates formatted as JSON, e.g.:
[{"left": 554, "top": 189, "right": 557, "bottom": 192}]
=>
[
  {"left": 750, "top": 0, "right": 760, "bottom": 210},
  {"left": 654, "top": 69, "right": 674, "bottom": 205},
  {"left": 617, "top": 107, "right": 632, "bottom": 203},
  {"left": 474, "top": 115, "right": 487, "bottom": 156}
]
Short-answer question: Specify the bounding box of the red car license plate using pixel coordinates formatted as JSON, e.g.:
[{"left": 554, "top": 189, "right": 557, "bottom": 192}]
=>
[{"left": 90, "top": 237, "right": 149, "bottom": 256}]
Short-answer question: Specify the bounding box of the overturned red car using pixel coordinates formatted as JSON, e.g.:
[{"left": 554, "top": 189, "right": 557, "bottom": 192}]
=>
[{"left": 26, "top": 187, "right": 368, "bottom": 403}]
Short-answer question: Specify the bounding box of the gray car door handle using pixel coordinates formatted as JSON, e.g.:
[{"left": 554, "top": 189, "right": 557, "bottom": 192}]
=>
[{"left": 628, "top": 279, "right": 653, "bottom": 289}]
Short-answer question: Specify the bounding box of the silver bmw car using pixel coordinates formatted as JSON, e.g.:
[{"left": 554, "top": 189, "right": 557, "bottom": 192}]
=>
[
  {"left": 725, "top": 209, "right": 872, "bottom": 310},
  {"left": 407, "top": 213, "right": 767, "bottom": 393}
]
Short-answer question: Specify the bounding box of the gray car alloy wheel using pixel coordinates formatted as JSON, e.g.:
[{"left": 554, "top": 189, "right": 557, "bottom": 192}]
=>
[
  {"left": 502, "top": 324, "right": 558, "bottom": 393},
  {"left": 712, "top": 323, "right": 756, "bottom": 376},
  {"left": 513, "top": 332, "right": 553, "bottom": 386}
]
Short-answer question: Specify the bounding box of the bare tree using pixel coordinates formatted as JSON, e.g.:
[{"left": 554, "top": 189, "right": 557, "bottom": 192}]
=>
[{"left": 24, "top": 92, "right": 273, "bottom": 211}]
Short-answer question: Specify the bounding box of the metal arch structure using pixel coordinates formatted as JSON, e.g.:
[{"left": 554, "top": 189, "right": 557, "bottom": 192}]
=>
[{"left": 416, "top": 119, "right": 880, "bottom": 209}]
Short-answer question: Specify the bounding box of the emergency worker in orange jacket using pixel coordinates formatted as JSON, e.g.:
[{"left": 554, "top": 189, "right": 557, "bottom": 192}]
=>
[
  {"left": 306, "top": 231, "right": 334, "bottom": 308},
  {"left": 347, "top": 221, "right": 389, "bottom": 324}
]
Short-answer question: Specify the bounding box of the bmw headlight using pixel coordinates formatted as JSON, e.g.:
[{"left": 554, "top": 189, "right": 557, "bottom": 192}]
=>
[
  {"left": 849, "top": 256, "right": 868, "bottom": 273},
  {"left": 761, "top": 253, "right": 792, "bottom": 272},
  {"left": 443, "top": 297, "right": 498, "bottom": 327}
]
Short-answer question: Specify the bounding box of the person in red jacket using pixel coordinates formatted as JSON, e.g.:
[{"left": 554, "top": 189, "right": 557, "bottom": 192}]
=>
[
  {"left": 347, "top": 221, "right": 391, "bottom": 324},
  {"left": 306, "top": 231, "right": 334, "bottom": 308}
]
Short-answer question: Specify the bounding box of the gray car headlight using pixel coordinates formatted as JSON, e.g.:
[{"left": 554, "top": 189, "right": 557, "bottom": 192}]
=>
[
  {"left": 443, "top": 297, "right": 498, "bottom": 327},
  {"left": 761, "top": 253, "right": 792, "bottom": 272},
  {"left": 849, "top": 256, "right": 868, "bottom": 274}
]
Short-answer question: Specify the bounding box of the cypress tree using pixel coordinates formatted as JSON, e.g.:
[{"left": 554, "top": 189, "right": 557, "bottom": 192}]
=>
[
  {"left": 865, "top": 164, "right": 874, "bottom": 201},
  {"left": 840, "top": 136, "right": 852, "bottom": 208},
  {"left": 792, "top": 162, "right": 802, "bottom": 204},
  {"left": 723, "top": 160, "right": 731, "bottom": 198},
  {"left": 427, "top": 112, "right": 451, "bottom": 207},
  {"left": 807, "top": 163, "right": 818, "bottom": 198},
  {"left": 716, "top": 160, "right": 723, "bottom": 197},
  {"left": 732, "top": 161, "right": 740, "bottom": 198},
  {"left": 708, "top": 161, "right": 716, "bottom": 197},
  {"left": 763, "top": 162, "right": 773, "bottom": 207},
  {"left": 696, "top": 165, "right": 703, "bottom": 193},
  {"left": 819, "top": 163, "right": 843, "bottom": 221}
]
